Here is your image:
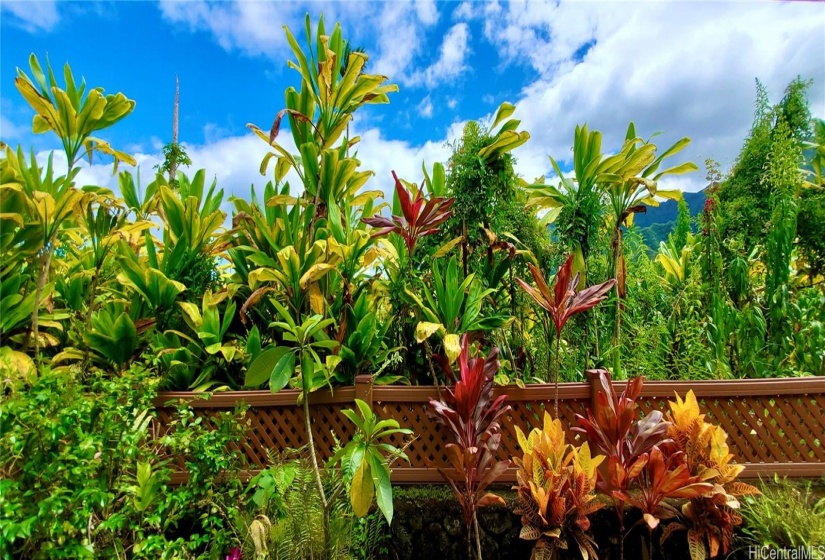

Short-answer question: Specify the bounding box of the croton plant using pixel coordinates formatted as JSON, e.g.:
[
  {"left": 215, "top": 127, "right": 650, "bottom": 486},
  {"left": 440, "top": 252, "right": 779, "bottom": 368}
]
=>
[{"left": 513, "top": 412, "right": 604, "bottom": 560}]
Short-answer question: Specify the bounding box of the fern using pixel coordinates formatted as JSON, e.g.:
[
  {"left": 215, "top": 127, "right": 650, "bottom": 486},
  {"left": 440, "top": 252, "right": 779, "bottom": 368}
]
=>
[{"left": 741, "top": 476, "right": 825, "bottom": 548}]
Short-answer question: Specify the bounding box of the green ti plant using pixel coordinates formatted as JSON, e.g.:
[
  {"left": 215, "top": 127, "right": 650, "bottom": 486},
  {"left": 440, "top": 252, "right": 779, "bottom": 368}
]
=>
[
  {"left": 599, "top": 123, "right": 697, "bottom": 376},
  {"left": 524, "top": 124, "right": 611, "bottom": 269},
  {"left": 405, "top": 255, "right": 512, "bottom": 371},
  {"left": 240, "top": 13, "right": 399, "bottom": 399}
]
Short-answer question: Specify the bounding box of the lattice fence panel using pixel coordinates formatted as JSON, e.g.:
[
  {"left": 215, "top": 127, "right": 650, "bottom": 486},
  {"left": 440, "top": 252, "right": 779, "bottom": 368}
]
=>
[
  {"left": 635, "top": 393, "right": 825, "bottom": 464},
  {"left": 155, "top": 380, "right": 825, "bottom": 482}
]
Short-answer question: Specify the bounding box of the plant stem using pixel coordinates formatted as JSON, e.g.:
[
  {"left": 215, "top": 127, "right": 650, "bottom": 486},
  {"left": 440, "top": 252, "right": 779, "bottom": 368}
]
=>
[
  {"left": 545, "top": 320, "right": 552, "bottom": 384},
  {"left": 473, "top": 509, "right": 483, "bottom": 560},
  {"left": 302, "top": 391, "right": 330, "bottom": 554},
  {"left": 423, "top": 339, "right": 442, "bottom": 400},
  {"left": 26, "top": 245, "right": 54, "bottom": 370},
  {"left": 553, "top": 328, "right": 561, "bottom": 419},
  {"left": 612, "top": 230, "right": 623, "bottom": 379}
]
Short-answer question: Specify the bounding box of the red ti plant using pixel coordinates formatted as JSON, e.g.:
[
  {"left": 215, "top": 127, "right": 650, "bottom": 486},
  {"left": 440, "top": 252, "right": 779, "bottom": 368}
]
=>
[
  {"left": 572, "top": 369, "right": 672, "bottom": 559},
  {"left": 428, "top": 335, "right": 511, "bottom": 560},
  {"left": 613, "top": 446, "right": 714, "bottom": 558},
  {"left": 361, "top": 170, "right": 454, "bottom": 259},
  {"left": 516, "top": 254, "right": 616, "bottom": 417},
  {"left": 613, "top": 446, "right": 714, "bottom": 529}
]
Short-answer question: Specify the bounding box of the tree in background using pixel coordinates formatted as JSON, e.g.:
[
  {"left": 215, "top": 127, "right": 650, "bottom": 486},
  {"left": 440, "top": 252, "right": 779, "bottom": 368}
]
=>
[
  {"left": 797, "top": 118, "right": 825, "bottom": 283},
  {"left": 718, "top": 78, "right": 812, "bottom": 254},
  {"left": 155, "top": 76, "right": 192, "bottom": 189},
  {"left": 672, "top": 197, "right": 692, "bottom": 252}
]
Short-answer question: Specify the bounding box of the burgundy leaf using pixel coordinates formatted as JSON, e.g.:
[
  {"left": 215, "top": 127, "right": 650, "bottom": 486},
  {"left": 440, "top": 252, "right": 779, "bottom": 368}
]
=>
[{"left": 361, "top": 170, "right": 454, "bottom": 257}]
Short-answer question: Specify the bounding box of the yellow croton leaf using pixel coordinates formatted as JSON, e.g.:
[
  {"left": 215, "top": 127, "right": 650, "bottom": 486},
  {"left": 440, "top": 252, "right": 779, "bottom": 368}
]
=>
[
  {"left": 709, "top": 425, "right": 734, "bottom": 467},
  {"left": 542, "top": 412, "right": 566, "bottom": 449},
  {"left": 515, "top": 425, "right": 532, "bottom": 454},
  {"left": 414, "top": 321, "right": 443, "bottom": 344},
  {"left": 669, "top": 389, "right": 703, "bottom": 430},
  {"left": 443, "top": 333, "right": 461, "bottom": 364},
  {"left": 572, "top": 442, "right": 604, "bottom": 484}
]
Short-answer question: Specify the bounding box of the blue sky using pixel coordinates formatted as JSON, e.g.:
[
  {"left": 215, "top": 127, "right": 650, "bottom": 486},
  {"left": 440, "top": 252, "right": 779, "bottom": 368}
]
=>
[{"left": 1, "top": 1, "right": 823, "bottom": 201}]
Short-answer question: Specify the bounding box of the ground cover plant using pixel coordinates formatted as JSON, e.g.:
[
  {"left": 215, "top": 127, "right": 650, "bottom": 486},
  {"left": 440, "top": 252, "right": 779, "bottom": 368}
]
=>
[{"left": 0, "top": 10, "right": 822, "bottom": 560}]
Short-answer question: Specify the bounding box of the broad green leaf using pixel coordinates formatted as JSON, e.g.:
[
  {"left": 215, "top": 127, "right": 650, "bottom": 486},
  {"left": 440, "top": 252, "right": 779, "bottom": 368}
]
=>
[
  {"left": 270, "top": 351, "right": 297, "bottom": 393},
  {"left": 245, "top": 345, "right": 290, "bottom": 388},
  {"left": 369, "top": 450, "right": 393, "bottom": 525}
]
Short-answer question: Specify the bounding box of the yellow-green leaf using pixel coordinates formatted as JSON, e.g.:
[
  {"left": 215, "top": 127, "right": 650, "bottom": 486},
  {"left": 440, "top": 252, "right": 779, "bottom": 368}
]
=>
[
  {"left": 444, "top": 333, "right": 461, "bottom": 363},
  {"left": 350, "top": 459, "right": 374, "bottom": 518},
  {"left": 415, "top": 321, "right": 443, "bottom": 343}
]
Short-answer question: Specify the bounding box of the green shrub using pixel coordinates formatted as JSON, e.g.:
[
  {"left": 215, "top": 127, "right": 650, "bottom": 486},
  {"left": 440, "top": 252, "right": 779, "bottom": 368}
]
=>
[
  {"left": 232, "top": 451, "right": 357, "bottom": 560},
  {"left": 741, "top": 476, "right": 825, "bottom": 547},
  {"left": 0, "top": 364, "right": 247, "bottom": 559}
]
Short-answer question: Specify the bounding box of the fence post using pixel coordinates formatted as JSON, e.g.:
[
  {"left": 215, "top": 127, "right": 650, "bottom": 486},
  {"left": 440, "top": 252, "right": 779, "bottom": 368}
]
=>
[
  {"left": 584, "top": 369, "right": 600, "bottom": 413},
  {"left": 354, "top": 374, "right": 374, "bottom": 408}
]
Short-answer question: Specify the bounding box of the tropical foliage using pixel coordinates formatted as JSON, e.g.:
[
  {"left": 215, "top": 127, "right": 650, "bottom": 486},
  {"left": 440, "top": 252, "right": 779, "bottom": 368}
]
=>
[{"left": 0, "top": 10, "right": 822, "bottom": 560}]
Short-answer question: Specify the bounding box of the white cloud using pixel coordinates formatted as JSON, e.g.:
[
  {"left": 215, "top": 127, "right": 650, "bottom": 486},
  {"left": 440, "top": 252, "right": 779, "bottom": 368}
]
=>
[
  {"left": 158, "top": 1, "right": 298, "bottom": 57},
  {"left": 0, "top": 114, "right": 24, "bottom": 141},
  {"left": 1, "top": 1, "right": 60, "bottom": 33},
  {"left": 417, "top": 95, "right": 434, "bottom": 118},
  {"left": 414, "top": 0, "right": 439, "bottom": 25},
  {"left": 453, "top": 2, "right": 474, "bottom": 21},
  {"left": 367, "top": 2, "right": 446, "bottom": 87},
  {"left": 412, "top": 23, "right": 471, "bottom": 88},
  {"left": 476, "top": 1, "right": 825, "bottom": 192},
  {"left": 157, "top": 0, "right": 468, "bottom": 89},
  {"left": 447, "top": 98, "right": 458, "bottom": 110}
]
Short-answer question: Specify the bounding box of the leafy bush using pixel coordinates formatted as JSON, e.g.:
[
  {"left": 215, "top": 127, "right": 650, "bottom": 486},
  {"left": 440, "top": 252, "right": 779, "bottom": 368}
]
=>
[
  {"left": 663, "top": 390, "right": 761, "bottom": 560},
  {"left": 0, "top": 364, "right": 247, "bottom": 559},
  {"left": 741, "top": 476, "right": 825, "bottom": 548}
]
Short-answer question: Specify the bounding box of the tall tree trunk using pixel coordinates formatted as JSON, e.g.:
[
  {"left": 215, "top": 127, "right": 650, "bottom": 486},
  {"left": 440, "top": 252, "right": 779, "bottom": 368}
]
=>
[{"left": 170, "top": 75, "right": 179, "bottom": 184}]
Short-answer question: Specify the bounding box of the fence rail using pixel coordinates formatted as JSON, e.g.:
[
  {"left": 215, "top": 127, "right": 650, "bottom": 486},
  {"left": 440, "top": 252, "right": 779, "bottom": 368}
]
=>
[{"left": 154, "top": 375, "right": 825, "bottom": 483}]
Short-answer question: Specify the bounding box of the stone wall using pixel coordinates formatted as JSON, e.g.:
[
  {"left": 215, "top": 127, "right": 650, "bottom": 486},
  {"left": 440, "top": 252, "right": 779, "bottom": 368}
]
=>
[
  {"left": 383, "top": 487, "right": 532, "bottom": 560},
  {"left": 380, "top": 485, "right": 756, "bottom": 560}
]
